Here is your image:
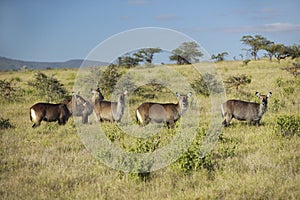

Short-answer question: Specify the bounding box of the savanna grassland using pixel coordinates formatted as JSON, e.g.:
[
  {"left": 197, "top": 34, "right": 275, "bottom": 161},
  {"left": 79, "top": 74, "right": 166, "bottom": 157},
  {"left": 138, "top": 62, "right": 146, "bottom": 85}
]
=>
[{"left": 1, "top": 59, "right": 300, "bottom": 199}]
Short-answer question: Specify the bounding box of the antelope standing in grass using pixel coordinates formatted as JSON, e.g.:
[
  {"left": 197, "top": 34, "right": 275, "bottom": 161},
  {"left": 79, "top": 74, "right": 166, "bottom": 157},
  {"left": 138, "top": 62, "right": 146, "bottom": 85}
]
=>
[
  {"left": 136, "top": 92, "right": 192, "bottom": 128},
  {"left": 91, "top": 89, "right": 127, "bottom": 122},
  {"left": 30, "top": 102, "right": 71, "bottom": 128},
  {"left": 64, "top": 92, "right": 95, "bottom": 124},
  {"left": 221, "top": 92, "right": 272, "bottom": 126}
]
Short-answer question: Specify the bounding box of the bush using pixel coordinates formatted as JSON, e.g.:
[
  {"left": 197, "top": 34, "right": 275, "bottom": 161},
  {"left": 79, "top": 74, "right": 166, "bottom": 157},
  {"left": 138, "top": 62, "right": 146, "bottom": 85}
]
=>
[
  {"left": 275, "top": 114, "right": 300, "bottom": 136},
  {"left": 0, "top": 79, "right": 24, "bottom": 101},
  {"left": 242, "top": 59, "right": 251, "bottom": 66},
  {"left": 28, "top": 72, "right": 67, "bottom": 102},
  {"left": 98, "top": 64, "right": 123, "bottom": 97},
  {"left": 224, "top": 74, "right": 251, "bottom": 93},
  {"left": 0, "top": 117, "right": 14, "bottom": 129},
  {"left": 171, "top": 127, "right": 237, "bottom": 173},
  {"left": 191, "top": 75, "right": 209, "bottom": 96}
]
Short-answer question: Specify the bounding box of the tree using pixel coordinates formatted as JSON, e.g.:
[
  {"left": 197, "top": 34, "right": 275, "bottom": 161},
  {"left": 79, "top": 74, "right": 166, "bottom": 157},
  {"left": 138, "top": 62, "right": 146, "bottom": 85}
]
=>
[
  {"left": 117, "top": 55, "right": 140, "bottom": 68},
  {"left": 211, "top": 52, "right": 228, "bottom": 62},
  {"left": 169, "top": 42, "right": 203, "bottom": 64},
  {"left": 264, "top": 43, "right": 285, "bottom": 62},
  {"left": 241, "top": 35, "right": 272, "bottom": 60},
  {"left": 287, "top": 44, "right": 300, "bottom": 59},
  {"left": 133, "top": 48, "right": 162, "bottom": 64}
]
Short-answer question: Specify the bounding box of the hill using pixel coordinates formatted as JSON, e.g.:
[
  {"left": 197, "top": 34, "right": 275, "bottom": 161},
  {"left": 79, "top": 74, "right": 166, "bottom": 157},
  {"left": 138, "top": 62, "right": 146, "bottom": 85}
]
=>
[{"left": 0, "top": 56, "right": 109, "bottom": 71}]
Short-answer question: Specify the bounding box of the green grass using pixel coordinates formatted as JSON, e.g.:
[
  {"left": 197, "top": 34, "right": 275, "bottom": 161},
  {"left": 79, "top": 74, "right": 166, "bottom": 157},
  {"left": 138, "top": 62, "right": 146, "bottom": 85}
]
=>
[{"left": 1, "top": 60, "right": 300, "bottom": 199}]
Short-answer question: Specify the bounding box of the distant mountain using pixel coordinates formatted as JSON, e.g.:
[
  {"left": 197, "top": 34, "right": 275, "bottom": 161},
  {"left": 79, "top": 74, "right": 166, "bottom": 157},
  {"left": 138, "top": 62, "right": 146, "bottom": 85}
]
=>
[{"left": 0, "top": 57, "right": 109, "bottom": 71}]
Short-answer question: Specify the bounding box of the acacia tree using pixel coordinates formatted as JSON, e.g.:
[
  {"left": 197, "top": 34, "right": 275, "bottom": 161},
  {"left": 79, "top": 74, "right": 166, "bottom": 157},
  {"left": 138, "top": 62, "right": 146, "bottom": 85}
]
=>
[
  {"left": 133, "top": 48, "right": 162, "bottom": 64},
  {"left": 117, "top": 55, "right": 140, "bottom": 68},
  {"left": 241, "top": 35, "right": 272, "bottom": 60},
  {"left": 288, "top": 44, "right": 300, "bottom": 59},
  {"left": 264, "top": 43, "right": 290, "bottom": 62},
  {"left": 169, "top": 41, "right": 203, "bottom": 64}
]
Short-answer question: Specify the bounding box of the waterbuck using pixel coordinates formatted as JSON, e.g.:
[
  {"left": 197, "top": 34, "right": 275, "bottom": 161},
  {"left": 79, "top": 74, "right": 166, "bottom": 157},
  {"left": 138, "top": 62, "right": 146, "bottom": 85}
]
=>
[
  {"left": 91, "top": 89, "right": 127, "bottom": 122},
  {"left": 30, "top": 102, "right": 71, "bottom": 128},
  {"left": 221, "top": 92, "right": 272, "bottom": 126},
  {"left": 136, "top": 92, "right": 192, "bottom": 128},
  {"left": 64, "top": 92, "right": 95, "bottom": 124}
]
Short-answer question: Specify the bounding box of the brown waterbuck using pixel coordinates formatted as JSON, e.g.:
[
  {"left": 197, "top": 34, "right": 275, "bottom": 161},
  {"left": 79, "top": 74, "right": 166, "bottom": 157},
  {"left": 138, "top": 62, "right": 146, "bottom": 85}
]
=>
[
  {"left": 63, "top": 92, "right": 96, "bottom": 124},
  {"left": 30, "top": 102, "right": 71, "bottom": 128},
  {"left": 136, "top": 92, "right": 192, "bottom": 128},
  {"left": 91, "top": 89, "right": 127, "bottom": 122},
  {"left": 221, "top": 92, "right": 272, "bottom": 126}
]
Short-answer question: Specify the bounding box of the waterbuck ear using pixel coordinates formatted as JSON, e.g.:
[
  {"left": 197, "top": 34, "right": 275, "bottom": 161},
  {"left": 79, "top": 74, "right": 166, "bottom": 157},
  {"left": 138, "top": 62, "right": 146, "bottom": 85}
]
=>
[
  {"left": 72, "top": 91, "right": 76, "bottom": 96},
  {"left": 123, "top": 90, "right": 128, "bottom": 95},
  {"left": 187, "top": 92, "right": 192, "bottom": 97},
  {"left": 255, "top": 92, "right": 261, "bottom": 98},
  {"left": 176, "top": 92, "right": 181, "bottom": 97},
  {"left": 267, "top": 92, "right": 272, "bottom": 98}
]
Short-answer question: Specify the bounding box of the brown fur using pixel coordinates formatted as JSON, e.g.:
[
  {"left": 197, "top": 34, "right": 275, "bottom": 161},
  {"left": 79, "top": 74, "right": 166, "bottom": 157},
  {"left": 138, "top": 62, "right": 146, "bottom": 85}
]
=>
[
  {"left": 136, "top": 92, "right": 192, "bottom": 128},
  {"left": 30, "top": 103, "right": 71, "bottom": 128},
  {"left": 221, "top": 92, "right": 272, "bottom": 126},
  {"left": 92, "top": 90, "right": 127, "bottom": 122}
]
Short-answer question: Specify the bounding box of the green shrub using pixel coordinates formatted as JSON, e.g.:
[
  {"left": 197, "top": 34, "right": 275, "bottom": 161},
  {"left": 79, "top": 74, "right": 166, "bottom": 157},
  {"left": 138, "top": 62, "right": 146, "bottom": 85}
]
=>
[
  {"left": 171, "top": 127, "right": 237, "bottom": 174},
  {"left": 0, "top": 79, "right": 24, "bottom": 101},
  {"left": 28, "top": 72, "right": 67, "bottom": 102},
  {"left": 98, "top": 64, "right": 123, "bottom": 97},
  {"left": 271, "top": 97, "right": 283, "bottom": 112},
  {"left": 0, "top": 117, "right": 14, "bottom": 129},
  {"left": 275, "top": 115, "right": 300, "bottom": 136},
  {"left": 242, "top": 59, "right": 251, "bottom": 66},
  {"left": 224, "top": 74, "right": 251, "bottom": 93}
]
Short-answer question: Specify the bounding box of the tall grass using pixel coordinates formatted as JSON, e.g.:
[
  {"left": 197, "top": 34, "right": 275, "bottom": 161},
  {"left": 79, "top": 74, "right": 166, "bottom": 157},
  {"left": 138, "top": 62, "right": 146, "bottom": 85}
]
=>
[{"left": 0, "top": 60, "right": 299, "bottom": 199}]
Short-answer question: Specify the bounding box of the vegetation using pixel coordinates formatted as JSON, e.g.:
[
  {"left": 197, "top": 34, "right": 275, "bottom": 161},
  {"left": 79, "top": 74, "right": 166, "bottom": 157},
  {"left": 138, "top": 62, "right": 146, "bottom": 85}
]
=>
[
  {"left": 28, "top": 72, "right": 68, "bottom": 102},
  {"left": 241, "top": 35, "right": 300, "bottom": 61},
  {"left": 0, "top": 59, "right": 299, "bottom": 199},
  {"left": 0, "top": 117, "right": 14, "bottom": 129},
  {"left": 169, "top": 41, "right": 203, "bottom": 64},
  {"left": 211, "top": 52, "right": 228, "bottom": 62},
  {"left": 98, "top": 64, "right": 123, "bottom": 97},
  {"left": 224, "top": 73, "right": 251, "bottom": 93},
  {"left": 275, "top": 114, "right": 300, "bottom": 137},
  {"left": 241, "top": 35, "right": 273, "bottom": 60},
  {"left": 0, "top": 79, "right": 24, "bottom": 101}
]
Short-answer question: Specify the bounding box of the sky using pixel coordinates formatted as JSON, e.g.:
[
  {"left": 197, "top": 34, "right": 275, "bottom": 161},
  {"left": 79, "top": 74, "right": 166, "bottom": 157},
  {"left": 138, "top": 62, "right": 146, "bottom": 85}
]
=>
[{"left": 0, "top": 0, "right": 300, "bottom": 63}]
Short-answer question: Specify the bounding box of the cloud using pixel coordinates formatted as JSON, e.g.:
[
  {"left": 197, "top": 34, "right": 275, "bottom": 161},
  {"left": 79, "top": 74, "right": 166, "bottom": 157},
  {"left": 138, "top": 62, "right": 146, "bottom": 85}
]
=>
[
  {"left": 128, "top": 0, "right": 149, "bottom": 5},
  {"left": 260, "top": 8, "right": 275, "bottom": 13},
  {"left": 222, "top": 23, "right": 300, "bottom": 33},
  {"left": 155, "top": 14, "right": 180, "bottom": 21}
]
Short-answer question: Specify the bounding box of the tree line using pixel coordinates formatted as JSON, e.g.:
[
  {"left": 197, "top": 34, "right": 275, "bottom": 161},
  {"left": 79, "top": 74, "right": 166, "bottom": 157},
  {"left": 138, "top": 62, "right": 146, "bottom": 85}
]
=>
[{"left": 115, "top": 35, "right": 300, "bottom": 66}]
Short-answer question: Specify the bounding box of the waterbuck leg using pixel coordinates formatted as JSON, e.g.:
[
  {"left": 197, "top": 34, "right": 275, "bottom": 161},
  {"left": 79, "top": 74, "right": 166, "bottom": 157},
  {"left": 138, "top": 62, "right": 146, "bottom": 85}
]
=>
[
  {"left": 82, "top": 114, "right": 88, "bottom": 124},
  {"left": 224, "top": 114, "right": 232, "bottom": 127}
]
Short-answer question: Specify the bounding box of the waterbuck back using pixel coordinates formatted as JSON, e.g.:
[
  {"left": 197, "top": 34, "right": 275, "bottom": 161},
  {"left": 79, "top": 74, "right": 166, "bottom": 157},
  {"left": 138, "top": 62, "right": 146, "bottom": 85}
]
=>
[
  {"left": 221, "top": 92, "right": 272, "bottom": 126},
  {"left": 136, "top": 92, "right": 192, "bottom": 128},
  {"left": 30, "top": 103, "right": 71, "bottom": 128},
  {"left": 92, "top": 90, "right": 127, "bottom": 122}
]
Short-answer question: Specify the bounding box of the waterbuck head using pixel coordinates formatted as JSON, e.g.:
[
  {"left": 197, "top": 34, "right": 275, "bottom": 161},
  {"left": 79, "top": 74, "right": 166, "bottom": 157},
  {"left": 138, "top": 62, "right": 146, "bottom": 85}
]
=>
[
  {"left": 176, "top": 92, "right": 192, "bottom": 114},
  {"left": 256, "top": 91, "right": 272, "bottom": 106},
  {"left": 91, "top": 88, "right": 104, "bottom": 103}
]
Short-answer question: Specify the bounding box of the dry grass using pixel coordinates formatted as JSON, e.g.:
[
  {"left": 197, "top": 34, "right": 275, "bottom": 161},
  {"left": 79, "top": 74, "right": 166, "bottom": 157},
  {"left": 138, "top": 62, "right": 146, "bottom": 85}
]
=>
[{"left": 1, "top": 59, "right": 300, "bottom": 199}]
